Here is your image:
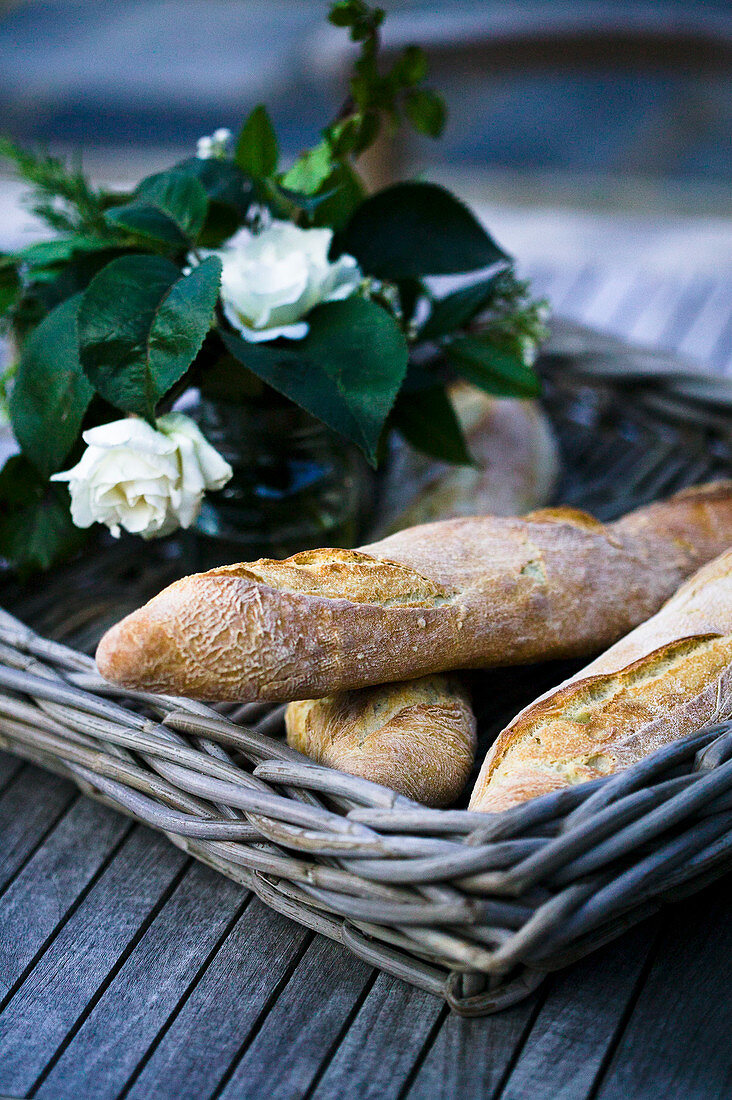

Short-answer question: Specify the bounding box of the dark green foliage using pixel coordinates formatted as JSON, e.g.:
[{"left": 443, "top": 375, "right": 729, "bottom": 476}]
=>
[
  {"left": 0, "top": 2, "right": 547, "bottom": 573},
  {"left": 222, "top": 296, "right": 408, "bottom": 466},
  {"left": 78, "top": 255, "right": 221, "bottom": 421},
  {"left": 338, "top": 183, "right": 509, "bottom": 279},
  {"left": 10, "top": 294, "right": 93, "bottom": 478},
  {"left": 235, "top": 105, "right": 279, "bottom": 179},
  {"left": 0, "top": 456, "right": 88, "bottom": 573},
  {"left": 391, "top": 385, "right": 472, "bottom": 465},
  {"left": 446, "top": 335, "right": 541, "bottom": 398}
]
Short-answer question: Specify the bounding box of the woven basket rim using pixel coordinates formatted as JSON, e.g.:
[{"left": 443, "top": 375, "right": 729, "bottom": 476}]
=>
[{"left": 1, "top": 356, "right": 731, "bottom": 1017}]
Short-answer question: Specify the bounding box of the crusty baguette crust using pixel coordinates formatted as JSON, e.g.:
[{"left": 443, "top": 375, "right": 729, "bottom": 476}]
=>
[
  {"left": 286, "top": 675, "right": 476, "bottom": 807},
  {"left": 96, "top": 481, "right": 732, "bottom": 702},
  {"left": 469, "top": 548, "right": 732, "bottom": 812},
  {"left": 375, "top": 386, "right": 559, "bottom": 534},
  {"left": 285, "top": 386, "right": 554, "bottom": 807}
]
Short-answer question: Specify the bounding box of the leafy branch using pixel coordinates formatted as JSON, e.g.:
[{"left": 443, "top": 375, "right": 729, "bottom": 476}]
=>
[
  {"left": 236, "top": 0, "right": 446, "bottom": 226},
  {"left": 0, "top": 138, "right": 118, "bottom": 236},
  {"left": 0, "top": 0, "right": 551, "bottom": 575}
]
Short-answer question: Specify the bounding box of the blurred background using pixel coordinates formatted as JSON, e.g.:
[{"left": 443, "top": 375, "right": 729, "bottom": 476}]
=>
[{"left": 1, "top": 0, "right": 731, "bottom": 368}]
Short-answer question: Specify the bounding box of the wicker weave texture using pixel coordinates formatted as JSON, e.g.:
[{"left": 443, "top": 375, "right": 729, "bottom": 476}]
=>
[{"left": 0, "top": 357, "right": 730, "bottom": 1016}]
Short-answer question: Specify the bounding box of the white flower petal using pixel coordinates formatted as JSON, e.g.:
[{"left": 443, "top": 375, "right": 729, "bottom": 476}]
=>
[
  {"left": 210, "top": 220, "right": 361, "bottom": 343},
  {"left": 234, "top": 320, "right": 309, "bottom": 343},
  {"left": 52, "top": 414, "right": 232, "bottom": 540}
]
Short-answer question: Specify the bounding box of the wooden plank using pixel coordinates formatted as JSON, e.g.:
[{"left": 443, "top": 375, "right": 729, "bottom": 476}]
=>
[
  {"left": 218, "top": 934, "right": 373, "bottom": 1100},
  {"left": 661, "top": 276, "right": 716, "bottom": 354},
  {"left": 555, "top": 264, "right": 603, "bottom": 319},
  {"left": 496, "top": 922, "right": 659, "bottom": 1100},
  {"left": 677, "top": 276, "right": 732, "bottom": 363},
  {"left": 595, "top": 881, "right": 732, "bottom": 1100},
  {"left": 624, "top": 277, "right": 689, "bottom": 347},
  {"left": 124, "top": 899, "right": 311, "bottom": 1100},
  {"left": 0, "top": 826, "right": 187, "bottom": 1098},
  {"left": 710, "top": 309, "right": 732, "bottom": 375},
  {"left": 571, "top": 264, "right": 637, "bottom": 332},
  {"left": 35, "top": 861, "right": 246, "bottom": 1100},
  {"left": 0, "top": 765, "right": 77, "bottom": 893},
  {"left": 0, "top": 797, "right": 129, "bottom": 1002},
  {"left": 309, "top": 972, "right": 444, "bottom": 1100},
  {"left": 522, "top": 262, "right": 590, "bottom": 319},
  {"left": 405, "top": 989, "right": 540, "bottom": 1100}
]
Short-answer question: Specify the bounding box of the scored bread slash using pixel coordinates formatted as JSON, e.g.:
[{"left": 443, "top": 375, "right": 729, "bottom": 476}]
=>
[
  {"left": 95, "top": 481, "right": 732, "bottom": 703},
  {"left": 470, "top": 548, "right": 732, "bottom": 812}
]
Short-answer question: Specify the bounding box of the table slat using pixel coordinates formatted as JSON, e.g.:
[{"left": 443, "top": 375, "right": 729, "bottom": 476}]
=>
[
  {"left": 35, "top": 863, "right": 247, "bottom": 1099},
  {"left": 123, "top": 900, "right": 312, "bottom": 1100}
]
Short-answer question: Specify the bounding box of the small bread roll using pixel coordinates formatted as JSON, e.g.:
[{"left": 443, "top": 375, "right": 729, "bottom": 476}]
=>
[
  {"left": 374, "top": 386, "right": 559, "bottom": 535},
  {"left": 470, "top": 548, "right": 732, "bottom": 812},
  {"left": 286, "top": 675, "right": 476, "bottom": 806}
]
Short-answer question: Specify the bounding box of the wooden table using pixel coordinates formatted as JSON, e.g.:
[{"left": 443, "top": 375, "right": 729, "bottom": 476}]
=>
[{"left": 0, "top": 242, "right": 731, "bottom": 1100}]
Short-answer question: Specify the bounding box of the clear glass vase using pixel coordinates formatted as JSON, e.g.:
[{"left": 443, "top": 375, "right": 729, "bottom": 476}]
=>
[{"left": 184, "top": 394, "right": 375, "bottom": 569}]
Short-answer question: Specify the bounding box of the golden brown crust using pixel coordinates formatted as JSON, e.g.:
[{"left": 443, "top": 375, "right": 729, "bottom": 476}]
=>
[
  {"left": 285, "top": 675, "right": 476, "bottom": 807},
  {"left": 281, "top": 388, "right": 556, "bottom": 807},
  {"left": 96, "top": 481, "right": 732, "bottom": 702},
  {"left": 213, "top": 549, "right": 455, "bottom": 606},
  {"left": 469, "top": 548, "right": 732, "bottom": 812},
  {"left": 374, "top": 387, "right": 559, "bottom": 533}
]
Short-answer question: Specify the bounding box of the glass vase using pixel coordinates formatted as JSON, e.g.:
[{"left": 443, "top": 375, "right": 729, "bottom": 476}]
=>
[{"left": 184, "top": 393, "right": 375, "bottom": 570}]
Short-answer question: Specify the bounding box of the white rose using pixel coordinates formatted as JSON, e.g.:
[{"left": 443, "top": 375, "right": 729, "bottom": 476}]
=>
[
  {"left": 204, "top": 220, "right": 361, "bottom": 342},
  {"left": 51, "top": 413, "right": 232, "bottom": 540}
]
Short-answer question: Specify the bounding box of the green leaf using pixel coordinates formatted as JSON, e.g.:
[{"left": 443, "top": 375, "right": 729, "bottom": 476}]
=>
[
  {"left": 221, "top": 296, "right": 408, "bottom": 465},
  {"left": 310, "top": 162, "right": 366, "bottom": 231},
  {"left": 397, "top": 277, "right": 423, "bottom": 325},
  {"left": 104, "top": 205, "right": 186, "bottom": 247},
  {"left": 0, "top": 255, "right": 20, "bottom": 315},
  {"left": 174, "top": 156, "right": 254, "bottom": 216},
  {"left": 0, "top": 455, "right": 87, "bottom": 574},
  {"left": 196, "top": 204, "right": 241, "bottom": 249},
  {"left": 281, "top": 142, "right": 334, "bottom": 196},
  {"left": 338, "top": 182, "right": 510, "bottom": 279},
  {"left": 78, "top": 254, "right": 221, "bottom": 420},
  {"left": 105, "top": 169, "right": 208, "bottom": 246},
  {"left": 165, "top": 159, "right": 253, "bottom": 246},
  {"left": 137, "top": 170, "right": 208, "bottom": 238},
  {"left": 16, "top": 236, "right": 118, "bottom": 269},
  {"left": 235, "top": 105, "right": 279, "bottom": 179},
  {"left": 394, "top": 45, "right": 428, "bottom": 86},
  {"left": 445, "top": 334, "right": 541, "bottom": 398},
  {"left": 391, "top": 385, "right": 472, "bottom": 465},
  {"left": 269, "top": 181, "right": 339, "bottom": 217},
  {"left": 404, "top": 89, "right": 446, "bottom": 137},
  {"left": 10, "top": 293, "right": 93, "bottom": 478},
  {"left": 25, "top": 247, "right": 130, "bottom": 313},
  {"left": 328, "top": 1, "right": 383, "bottom": 36},
  {"left": 328, "top": 2, "right": 357, "bottom": 27},
  {"left": 420, "top": 275, "right": 501, "bottom": 340}
]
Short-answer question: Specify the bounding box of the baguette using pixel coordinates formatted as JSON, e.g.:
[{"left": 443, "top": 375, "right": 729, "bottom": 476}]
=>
[
  {"left": 374, "top": 385, "right": 559, "bottom": 535},
  {"left": 285, "top": 387, "right": 556, "bottom": 805},
  {"left": 96, "top": 481, "right": 732, "bottom": 702},
  {"left": 469, "top": 548, "right": 732, "bottom": 812},
  {"left": 286, "top": 675, "right": 476, "bottom": 807}
]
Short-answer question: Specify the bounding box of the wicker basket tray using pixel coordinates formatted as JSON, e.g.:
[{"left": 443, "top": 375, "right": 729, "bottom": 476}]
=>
[{"left": 1, "top": 329, "right": 731, "bottom": 1017}]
